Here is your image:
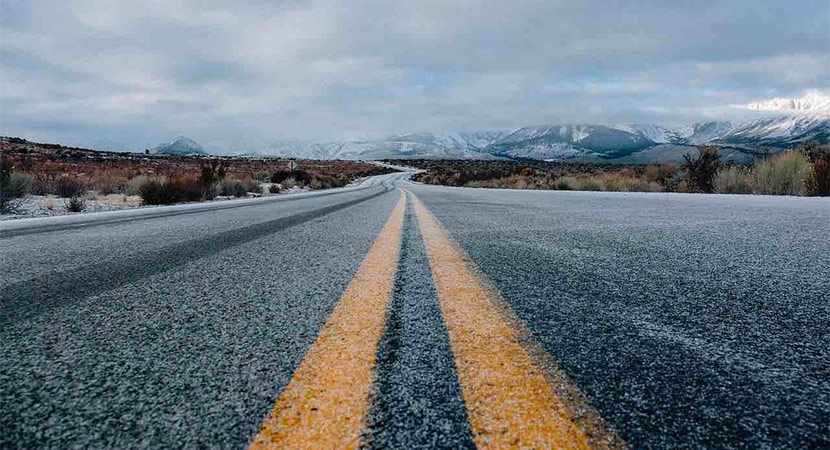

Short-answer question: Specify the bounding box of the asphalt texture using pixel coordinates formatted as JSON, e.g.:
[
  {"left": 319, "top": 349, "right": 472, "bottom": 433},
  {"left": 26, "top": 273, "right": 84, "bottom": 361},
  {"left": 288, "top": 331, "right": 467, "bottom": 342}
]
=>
[
  {"left": 0, "top": 175, "right": 401, "bottom": 449},
  {"left": 365, "top": 197, "right": 476, "bottom": 450},
  {"left": 405, "top": 182, "right": 830, "bottom": 449},
  {"left": 2, "top": 172, "right": 828, "bottom": 449}
]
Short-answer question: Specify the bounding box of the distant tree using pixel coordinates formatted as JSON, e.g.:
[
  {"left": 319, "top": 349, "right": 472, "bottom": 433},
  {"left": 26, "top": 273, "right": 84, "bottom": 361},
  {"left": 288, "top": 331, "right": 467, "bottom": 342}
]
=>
[
  {"left": 199, "top": 164, "right": 217, "bottom": 200},
  {"left": 682, "top": 146, "right": 721, "bottom": 193},
  {"left": 0, "top": 153, "right": 13, "bottom": 211},
  {"left": 802, "top": 141, "right": 830, "bottom": 196}
]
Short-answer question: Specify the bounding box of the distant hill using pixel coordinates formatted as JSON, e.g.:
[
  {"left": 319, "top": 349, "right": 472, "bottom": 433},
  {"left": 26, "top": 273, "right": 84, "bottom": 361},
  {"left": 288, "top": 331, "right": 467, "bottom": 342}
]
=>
[{"left": 152, "top": 136, "right": 207, "bottom": 155}]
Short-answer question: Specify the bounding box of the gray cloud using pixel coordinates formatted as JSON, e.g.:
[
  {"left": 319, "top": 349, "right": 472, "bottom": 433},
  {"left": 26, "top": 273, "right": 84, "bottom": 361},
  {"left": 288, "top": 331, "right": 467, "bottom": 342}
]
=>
[{"left": 1, "top": 0, "right": 827, "bottom": 152}]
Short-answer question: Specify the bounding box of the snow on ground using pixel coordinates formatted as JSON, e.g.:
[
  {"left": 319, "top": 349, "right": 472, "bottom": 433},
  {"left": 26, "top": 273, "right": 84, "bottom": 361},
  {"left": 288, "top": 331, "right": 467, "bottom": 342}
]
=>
[{"left": 0, "top": 185, "right": 314, "bottom": 221}]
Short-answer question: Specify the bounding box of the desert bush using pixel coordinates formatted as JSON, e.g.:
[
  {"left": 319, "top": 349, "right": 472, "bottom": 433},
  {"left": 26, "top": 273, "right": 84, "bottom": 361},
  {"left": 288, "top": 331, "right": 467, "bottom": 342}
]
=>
[
  {"left": 91, "top": 174, "right": 128, "bottom": 195},
  {"left": 124, "top": 176, "right": 148, "bottom": 196},
  {"left": 56, "top": 176, "right": 86, "bottom": 198},
  {"left": 309, "top": 178, "right": 324, "bottom": 190},
  {"left": 64, "top": 195, "right": 86, "bottom": 212},
  {"left": 675, "top": 180, "right": 693, "bottom": 193},
  {"left": 281, "top": 177, "right": 298, "bottom": 190},
  {"left": 554, "top": 177, "right": 578, "bottom": 190},
  {"left": 643, "top": 164, "right": 676, "bottom": 184},
  {"left": 714, "top": 166, "right": 754, "bottom": 194},
  {"left": 6, "top": 172, "right": 32, "bottom": 198},
  {"left": 30, "top": 172, "right": 58, "bottom": 195},
  {"left": 138, "top": 177, "right": 204, "bottom": 205},
  {"left": 576, "top": 177, "right": 604, "bottom": 191},
  {"left": 219, "top": 178, "right": 250, "bottom": 197},
  {"left": 313, "top": 174, "right": 346, "bottom": 189},
  {"left": 240, "top": 177, "right": 260, "bottom": 194},
  {"left": 682, "top": 146, "right": 721, "bottom": 193},
  {"left": 269, "top": 184, "right": 281, "bottom": 194},
  {"left": 602, "top": 174, "right": 655, "bottom": 192},
  {"left": 754, "top": 151, "right": 811, "bottom": 196},
  {"left": 802, "top": 143, "right": 830, "bottom": 197},
  {"left": 0, "top": 155, "right": 16, "bottom": 211},
  {"left": 510, "top": 176, "right": 529, "bottom": 189},
  {"left": 271, "top": 169, "right": 311, "bottom": 185},
  {"left": 199, "top": 165, "right": 218, "bottom": 200}
]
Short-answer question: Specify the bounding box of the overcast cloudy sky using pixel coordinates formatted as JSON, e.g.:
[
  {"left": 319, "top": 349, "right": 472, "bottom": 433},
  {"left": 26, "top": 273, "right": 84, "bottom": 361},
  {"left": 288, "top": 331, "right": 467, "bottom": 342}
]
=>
[{"left": 1, "top": 0, "right": 828, "bottom": 152}]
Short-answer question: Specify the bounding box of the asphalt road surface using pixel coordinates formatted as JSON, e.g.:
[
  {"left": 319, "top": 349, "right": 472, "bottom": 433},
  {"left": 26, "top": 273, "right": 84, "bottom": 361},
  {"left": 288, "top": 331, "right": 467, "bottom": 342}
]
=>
[{"left": 1, "top": 171, "right": 828, "bottom": 449}]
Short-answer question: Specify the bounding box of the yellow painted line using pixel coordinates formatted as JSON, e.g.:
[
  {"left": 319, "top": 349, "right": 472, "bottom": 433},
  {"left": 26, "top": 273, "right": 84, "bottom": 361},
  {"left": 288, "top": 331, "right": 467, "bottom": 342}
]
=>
[
  {"left": 249, "top": 191, "right": 406, "bottom": 450},
  {"left": 409, "top": 189, "right": 624, "bottom": 450}
]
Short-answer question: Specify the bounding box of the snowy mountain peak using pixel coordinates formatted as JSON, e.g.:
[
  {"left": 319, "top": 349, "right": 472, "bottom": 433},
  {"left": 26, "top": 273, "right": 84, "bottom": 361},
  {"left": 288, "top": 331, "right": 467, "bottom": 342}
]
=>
[
  {"left": 152, "top": 136, "right": 207, "bottom": 155},
  {"left": 745, "top": 91, "right": 830, "bottom": 114}
]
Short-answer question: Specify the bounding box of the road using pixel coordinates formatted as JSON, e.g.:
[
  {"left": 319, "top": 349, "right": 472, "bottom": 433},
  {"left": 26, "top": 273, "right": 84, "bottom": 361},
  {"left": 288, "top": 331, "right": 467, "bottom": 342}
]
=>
[{"left": 1, "top": 171, "right": 828, "bottom": 449}]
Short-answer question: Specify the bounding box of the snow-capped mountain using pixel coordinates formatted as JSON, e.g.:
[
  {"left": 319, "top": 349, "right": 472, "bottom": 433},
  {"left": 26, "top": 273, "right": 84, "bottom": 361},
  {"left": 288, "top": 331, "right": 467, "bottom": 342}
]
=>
[
  {"left": 152, "top": 136, "right": 207, "bottom": 155},
  {"left": 745, "top": 90, "right": 830, "bottom": 113},
  {"left": 231, "top": 92, "right": 829, "bottom": 161},
  {"left": 246, "top": 131, "right": 507, "bottom": 160},
  {"left": 484, "top": 124, "right": 654, "bottom": 159}
]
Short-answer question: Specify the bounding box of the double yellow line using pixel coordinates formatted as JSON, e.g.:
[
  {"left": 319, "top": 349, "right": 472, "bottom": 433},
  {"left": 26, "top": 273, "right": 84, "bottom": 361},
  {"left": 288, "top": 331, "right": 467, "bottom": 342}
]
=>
[{"left": 249, "top": 189, "right": 624, "bottom": 450}]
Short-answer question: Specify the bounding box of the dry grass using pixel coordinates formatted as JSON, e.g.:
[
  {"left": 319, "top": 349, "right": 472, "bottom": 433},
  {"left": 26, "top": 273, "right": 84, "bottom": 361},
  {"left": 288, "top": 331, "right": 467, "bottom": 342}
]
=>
[
  {"left": 410, "top": 143, "right": 827, "bottom": 197},
  {"left": 754, "top": 151, "right": 812, "bottom": 196},
  {"left": 1, "top": 137, "right": 396, "bottom": 209},
  {"left": 714, "top": 166, "right": 754, "bottom": 194}
]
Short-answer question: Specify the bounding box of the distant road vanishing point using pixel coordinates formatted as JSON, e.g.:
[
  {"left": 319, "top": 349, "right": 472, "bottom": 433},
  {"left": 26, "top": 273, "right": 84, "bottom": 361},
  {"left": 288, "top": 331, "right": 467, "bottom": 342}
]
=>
[{"left": 2, "top": 171, "right": 828, "bottom": 449}]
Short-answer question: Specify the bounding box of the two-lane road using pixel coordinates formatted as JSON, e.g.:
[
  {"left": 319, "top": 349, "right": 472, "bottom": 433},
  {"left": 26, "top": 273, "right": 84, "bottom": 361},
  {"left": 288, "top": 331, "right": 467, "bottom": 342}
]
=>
[{"left": 2, "top": 172, "right": 828, "bottom": 449}]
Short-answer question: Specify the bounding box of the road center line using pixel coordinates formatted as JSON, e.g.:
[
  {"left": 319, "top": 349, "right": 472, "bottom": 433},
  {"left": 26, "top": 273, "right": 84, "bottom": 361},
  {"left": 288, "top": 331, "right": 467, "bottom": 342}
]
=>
[
  {"left": 248, "top": 190, "right": 406, "bottom": 450},
  {"left": 408, "top": 189, "right": 625, "bottom": 450}
]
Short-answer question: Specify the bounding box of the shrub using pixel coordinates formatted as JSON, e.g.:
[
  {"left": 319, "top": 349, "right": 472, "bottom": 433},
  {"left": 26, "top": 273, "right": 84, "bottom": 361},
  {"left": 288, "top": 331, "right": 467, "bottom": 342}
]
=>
[
  {"left": 56, "top": 176, "right": 86, "bottom": 198},
  {"left": 6, "top": 173, "right": 32, "bottom": 198},
  {"left": 240, "top": 177, "right": 260, "bottom": 194},
  {"left": 281, "top": 177, "right": 298, "bottom": 190},
  {"left": 643, "top": 164, "right": 676, "bottom": 185},
  {"left": 0, "top": 155, "right": 15, "bottom": 211},
  {"left": 138, "top": 178, "right": 173, "bottom": 205},
  {"left": 682, "top": 146, "right": 721, "bottom": 193},
  {"left": 90, "top": 175, "right": 128, "bottom": 195},
  {"left": 64, "top": 195, "right": 86, "bottom": 212},
  {"left": 199, "top": 165, "right": 218, "bottom": 200},
  {"left": 576, "top": 177, "right": 604, "bottom": 191},
  {"left": 754, "top": 151, "right": 811, "bottom": 196},
  {"left": 803, "top": 144, "right": 830, "bottom": 197},
  {"left": 554, "top": 177, "right": 577, "bottom": 190},
  {"left": 269, "top": 184, "right": 281, "bottom": 194},
  {"left": 675, "top": 180, "right": 693, "bottom": 193},
  {"left": 219, "top": 178, "right": 249, "bottom": 197},
  {"left": 31, "top": 172, "right": 58, "bottom": 195},
  {"left": 510, "top": 176, "right": 529, "bottom": 189},
  {"left": 271, "top": 169, "right": 311, "bottom": 185},
  {"left": 713, "top": 166, "right": 754, "bottom": 194},
  {"left": 124, "top": 176, "right": 148, "bottom": 196},
  {"left": 138, "top": 177, "right": 204, "bottom": 205},
  {"left": 309, "top": 178, "right": 324, "bottom": 190}
]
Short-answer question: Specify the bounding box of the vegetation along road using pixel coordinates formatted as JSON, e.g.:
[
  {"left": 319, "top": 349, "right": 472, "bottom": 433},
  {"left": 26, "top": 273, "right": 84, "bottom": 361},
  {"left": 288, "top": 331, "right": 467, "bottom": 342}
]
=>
[{"left": 1, "top": 171, "right": 828, "bottom": 449}]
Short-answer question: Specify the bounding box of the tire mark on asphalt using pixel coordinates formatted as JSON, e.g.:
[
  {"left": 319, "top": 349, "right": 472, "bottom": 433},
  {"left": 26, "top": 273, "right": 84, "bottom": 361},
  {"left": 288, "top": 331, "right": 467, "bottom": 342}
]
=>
[
  {"left": 364, "top": 196, "right": 476, "bottom": 450},
  {"left": 0, "top": 186, "right": 392, "bottom": 326}
]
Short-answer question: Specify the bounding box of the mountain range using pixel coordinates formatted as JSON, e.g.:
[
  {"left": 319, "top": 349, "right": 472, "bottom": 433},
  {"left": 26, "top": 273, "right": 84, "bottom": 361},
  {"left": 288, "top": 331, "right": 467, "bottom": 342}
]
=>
[{"left": 166, "top": 92, "right": 830, "bottom": 163}]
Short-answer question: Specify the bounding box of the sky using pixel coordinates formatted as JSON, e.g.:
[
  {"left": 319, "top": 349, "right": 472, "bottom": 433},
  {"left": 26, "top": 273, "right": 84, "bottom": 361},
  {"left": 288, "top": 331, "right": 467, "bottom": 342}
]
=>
[{"left": 1, "top": 0, "right": 828, "bottom": 152}]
